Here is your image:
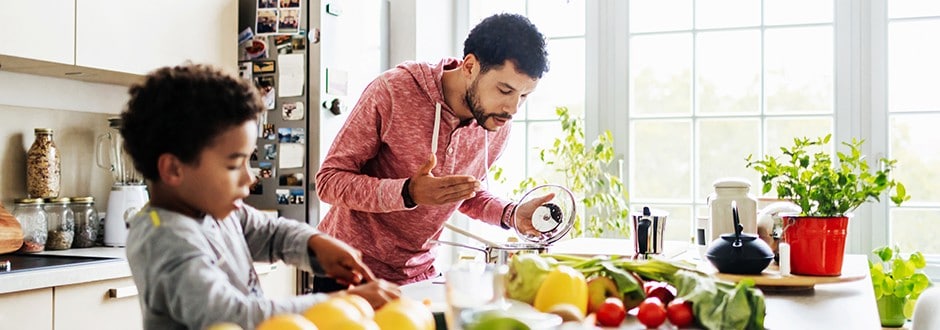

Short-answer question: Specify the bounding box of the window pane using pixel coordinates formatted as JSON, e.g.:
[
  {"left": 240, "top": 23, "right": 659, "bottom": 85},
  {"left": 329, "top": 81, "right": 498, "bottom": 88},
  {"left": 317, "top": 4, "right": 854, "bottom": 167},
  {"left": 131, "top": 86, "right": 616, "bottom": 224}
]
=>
[
  {"left": 765, "top": 26, "right": 834, "bottom": 114},
  {"left": 889, "top": 20, "right": 940, "bottom": 112},
  {"left": 526, "top": 121, "right": 564, "bottom": 181},
  {"left": 630, "top": 119, "right": 692, "bottom": 201},
  {"left": 695, "top": 0, "right": 760, "bottom": 29},
  {"left": 630, "top": 0, "right": 692, "bottom": 33},
  {"left": 528, "top": 38, "right": 585, "bottom": 120},
  {"left": 696, "top": 119, "right": 761, "bottom": 202},
  {"left": 891, "top": 208, "right": 940, "bottom": 254},
  {"left": 491, "top": 122, "right": 527, "bottom": 198},
  {"left": 696, "top": 30, "right": 761, "bottom": 115},
  {"left": 889, "top": 0, "right": 940, "bottom": 18},
  {"left": 890, "top": 114, "right": 940, "bottom": 203},
  {"left": 468, "top": 0, "right": 525, "bottom": 25},
  {"left": 527, "top": 0, "right": 585, "bottom": 38},
  {"left": 764, "top": 117, "right": 832, "bottom": 157},
  {"left": 630, "top": 33, "right": 692, "bottom": 117},
  {"left": 764, "top": 0, "right": 833, "bottom": 25}
]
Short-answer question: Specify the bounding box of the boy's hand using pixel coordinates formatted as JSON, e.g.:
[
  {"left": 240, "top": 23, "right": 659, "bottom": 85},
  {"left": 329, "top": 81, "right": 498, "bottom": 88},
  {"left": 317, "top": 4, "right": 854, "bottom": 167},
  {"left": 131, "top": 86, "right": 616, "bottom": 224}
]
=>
[
  {"left": 308, "top": 235, "right": 376, "bottom": 285},
  {"left": 345, "top": 279, "right": 402, "bottom": 309},
  {"left": 410, "top": 154, "right": 481, "bottom": 205}
]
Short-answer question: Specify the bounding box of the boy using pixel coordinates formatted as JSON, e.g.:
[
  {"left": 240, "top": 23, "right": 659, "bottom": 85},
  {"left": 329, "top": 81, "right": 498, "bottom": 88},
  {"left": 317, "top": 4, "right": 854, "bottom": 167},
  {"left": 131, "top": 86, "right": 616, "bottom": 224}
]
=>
[{"left": 121, "top": 64, "right": 400, "bottom": 329}]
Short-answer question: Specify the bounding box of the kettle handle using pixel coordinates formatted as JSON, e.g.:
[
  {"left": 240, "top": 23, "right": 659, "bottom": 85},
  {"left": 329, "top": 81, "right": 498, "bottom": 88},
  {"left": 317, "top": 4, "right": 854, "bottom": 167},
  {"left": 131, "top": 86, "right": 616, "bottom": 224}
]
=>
[{"left": 95, "top": 132, "right": 111, "bottom": 171}]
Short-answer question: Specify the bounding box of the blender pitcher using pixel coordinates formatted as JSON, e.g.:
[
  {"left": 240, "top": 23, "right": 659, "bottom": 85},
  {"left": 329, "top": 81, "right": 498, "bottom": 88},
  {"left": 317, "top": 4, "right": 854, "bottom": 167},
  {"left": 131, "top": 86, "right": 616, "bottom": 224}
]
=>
[{"left": 96, "top": 117, "right": 148, "bottom": 247}]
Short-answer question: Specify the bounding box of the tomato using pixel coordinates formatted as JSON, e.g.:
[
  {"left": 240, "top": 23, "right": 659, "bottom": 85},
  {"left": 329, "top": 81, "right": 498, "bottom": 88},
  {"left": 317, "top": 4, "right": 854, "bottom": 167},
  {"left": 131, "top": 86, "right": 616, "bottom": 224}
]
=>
[
  {"left": 667, "top": 298, "right": 694, "bottom": 328},
  {"left": 637, "top": 297, "right": 667, "bottom": 328},
  {"left": 595, "top": 297, "right": 626, "bottom": 327},
  {"left": 646, "top": 282, "right": 677, "bottom": 305}
]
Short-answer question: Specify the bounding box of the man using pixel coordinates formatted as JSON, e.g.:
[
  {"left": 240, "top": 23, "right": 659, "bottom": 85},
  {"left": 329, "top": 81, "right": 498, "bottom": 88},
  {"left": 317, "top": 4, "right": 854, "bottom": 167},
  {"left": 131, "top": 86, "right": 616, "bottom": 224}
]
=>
[{"left": 315, "top": 13, "right": 551, "bottom": 287}]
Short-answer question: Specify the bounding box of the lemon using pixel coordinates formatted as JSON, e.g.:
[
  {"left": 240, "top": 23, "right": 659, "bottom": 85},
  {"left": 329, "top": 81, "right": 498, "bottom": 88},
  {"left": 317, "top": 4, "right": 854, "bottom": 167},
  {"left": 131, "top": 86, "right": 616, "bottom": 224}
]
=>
[
  {"left": 256, "top": 314, "right": 318, "bottom": 330},
  {"left": 532, "top": 265, "right": 588, "bottom": 316},
  {"left": 331, "top": 318, "right": 381, "bottom": 330},
  {"left": 206, "top": 322, "right": 243, "bottom": 330},
  {"left": 342, "top": 294, "right": 376, "bottom": 319},
  {"left": 374, "top": 297, "right": 434, "bottom": 330},
  {"left": 302, "top": 297, "right": 363, "bottom": 329}
]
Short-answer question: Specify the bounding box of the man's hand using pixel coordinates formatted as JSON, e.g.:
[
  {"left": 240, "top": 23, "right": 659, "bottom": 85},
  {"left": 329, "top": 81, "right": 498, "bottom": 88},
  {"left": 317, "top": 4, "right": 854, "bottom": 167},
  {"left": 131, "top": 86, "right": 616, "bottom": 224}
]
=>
[
  {"left": 345, "top": 279, "right": 402, "bottom": 310},
  {"left": 409, "top": 154, "right": 481, "bottom": 205},
  {"left": 514, "top": 193, "right": 556, "bottom": 236},
  {"left": 308, "top": 235, "right": 376, "bottom": 286}
]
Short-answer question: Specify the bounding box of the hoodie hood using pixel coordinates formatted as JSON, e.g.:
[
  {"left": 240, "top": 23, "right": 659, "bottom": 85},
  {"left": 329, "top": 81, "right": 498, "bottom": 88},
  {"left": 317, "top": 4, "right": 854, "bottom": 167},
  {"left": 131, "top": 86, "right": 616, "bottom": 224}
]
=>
[{"left": 396, "top": 57, "right": 461, "bottom": 116}]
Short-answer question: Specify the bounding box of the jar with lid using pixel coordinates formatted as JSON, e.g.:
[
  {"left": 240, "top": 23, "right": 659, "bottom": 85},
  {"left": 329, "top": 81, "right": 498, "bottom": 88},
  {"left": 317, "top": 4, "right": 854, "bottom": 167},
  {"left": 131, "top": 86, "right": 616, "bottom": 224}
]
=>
[
  {"left": 43, "top": 197, "right": 73, "bottom": 250},
  {"left": 707, "top": 178, "right": 758, "bottom": 242},
  {"left": 12, "top": 198, "right": 47, "bottom": 253},
  {"left": 26, "top": 128, "right": 61, "bottom": 199},
  {"left": 69, "top": 196, "right": 98, "bottom": 248}
]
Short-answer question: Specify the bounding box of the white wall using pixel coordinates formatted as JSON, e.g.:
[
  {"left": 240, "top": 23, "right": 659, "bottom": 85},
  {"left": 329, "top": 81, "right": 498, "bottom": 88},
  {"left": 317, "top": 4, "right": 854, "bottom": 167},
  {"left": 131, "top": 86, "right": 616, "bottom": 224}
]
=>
[{"left": 389, "top": 0, "right": 458, "bottom": 65}]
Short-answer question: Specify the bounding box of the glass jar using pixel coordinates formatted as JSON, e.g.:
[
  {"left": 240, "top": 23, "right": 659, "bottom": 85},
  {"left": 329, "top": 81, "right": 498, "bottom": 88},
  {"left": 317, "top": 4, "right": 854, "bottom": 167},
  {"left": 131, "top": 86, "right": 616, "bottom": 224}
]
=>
[
  {"left": 12, "top": 198, "right": 47, "bottom": 253},
  {"left": 43, "top": 197, "right": 73, "bottom": 250},
  {"left": 26, "top": 128, "right": 61, "bottom": 199},
  {"left": 69, "top": 196, "right": 98, "bottom": 248}
]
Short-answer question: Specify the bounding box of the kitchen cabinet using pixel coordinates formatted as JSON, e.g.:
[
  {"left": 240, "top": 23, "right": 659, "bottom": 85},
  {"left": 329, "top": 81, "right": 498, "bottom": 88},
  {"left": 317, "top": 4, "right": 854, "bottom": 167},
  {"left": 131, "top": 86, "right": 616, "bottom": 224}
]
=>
[
  {"left": 257, "top": 262, "right": 298, "bottom": 299},
  {"left": 53, "top": 276, "right": 142, "bottom": 330},
  {"left": 75, "top": 0, "right": 237, "bottom": 76},
  {"left": 0, "top": 287, "right": 54, "bottom": 330},
  {"left": 0, "top": 0, "right": 75, "bottom": 65}
]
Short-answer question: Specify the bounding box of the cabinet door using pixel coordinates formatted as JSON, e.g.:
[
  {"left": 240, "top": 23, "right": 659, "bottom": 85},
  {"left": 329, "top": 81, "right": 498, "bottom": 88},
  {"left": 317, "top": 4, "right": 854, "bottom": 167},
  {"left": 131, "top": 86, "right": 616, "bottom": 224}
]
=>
[
  {"left": 53, "top": 277, "right": 142, "bottom": 330},
  {"left": 0, "top": 0, "right": 74, "bottom": 64},
  {"left": 257, "top": 262, "right": 297, "bottom": 299},
  {"left": 75, "top": 0, "right": 237, "bottom": 75},
  {"left": 0, "top": 288, "right": 53, "bottom": 330}
]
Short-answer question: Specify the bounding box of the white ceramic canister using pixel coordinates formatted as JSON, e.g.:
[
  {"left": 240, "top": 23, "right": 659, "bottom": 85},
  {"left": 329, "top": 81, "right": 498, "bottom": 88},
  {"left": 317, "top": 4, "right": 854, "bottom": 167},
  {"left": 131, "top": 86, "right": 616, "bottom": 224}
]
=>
[{"left": 707, "top": 178, "right": 758, "bottom": 242}]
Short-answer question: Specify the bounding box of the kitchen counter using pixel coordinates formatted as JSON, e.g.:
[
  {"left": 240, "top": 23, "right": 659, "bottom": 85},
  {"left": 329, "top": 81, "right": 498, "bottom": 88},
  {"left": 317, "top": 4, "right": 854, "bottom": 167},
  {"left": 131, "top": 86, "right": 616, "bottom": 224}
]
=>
[{"left": 0, "top": 247, "right": 131, "bottom": 294}]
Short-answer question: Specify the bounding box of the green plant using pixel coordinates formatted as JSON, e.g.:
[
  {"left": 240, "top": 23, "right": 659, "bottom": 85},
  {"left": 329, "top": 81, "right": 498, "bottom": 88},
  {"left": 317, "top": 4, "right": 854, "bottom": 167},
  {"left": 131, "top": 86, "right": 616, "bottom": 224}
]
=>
[
  {"left": 870, "top": 245, "right": 931, "bottom": 322},
  {"left": 745, "top": 134, "right": 910, "bottom": 217},
  {"left": 492, "top": 107, "right": 629, "bottom": 237}
]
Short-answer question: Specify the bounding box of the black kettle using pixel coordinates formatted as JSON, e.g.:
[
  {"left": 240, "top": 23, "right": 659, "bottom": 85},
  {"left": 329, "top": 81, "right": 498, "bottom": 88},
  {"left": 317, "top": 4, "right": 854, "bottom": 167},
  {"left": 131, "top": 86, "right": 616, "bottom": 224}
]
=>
[{"left": 705, "top": 201, "right": 774, "bottom": 274}]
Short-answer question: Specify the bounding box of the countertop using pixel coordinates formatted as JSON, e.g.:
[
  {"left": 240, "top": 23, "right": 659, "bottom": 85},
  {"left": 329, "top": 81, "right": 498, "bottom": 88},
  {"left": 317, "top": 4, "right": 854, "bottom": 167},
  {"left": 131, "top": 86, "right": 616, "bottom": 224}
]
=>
[{"left": 0, "top": 247, "right": 131, "bottom": 294}]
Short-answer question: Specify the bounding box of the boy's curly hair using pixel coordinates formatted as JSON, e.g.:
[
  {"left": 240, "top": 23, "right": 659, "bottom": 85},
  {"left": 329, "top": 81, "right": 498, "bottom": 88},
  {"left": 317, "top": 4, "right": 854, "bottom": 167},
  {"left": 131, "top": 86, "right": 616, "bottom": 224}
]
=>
[
  {"left": 463, "top": 13, "right": 550, "bottom": 79},
  {"left": 120, "top": 64, "right": 264, "bottom": 182}
]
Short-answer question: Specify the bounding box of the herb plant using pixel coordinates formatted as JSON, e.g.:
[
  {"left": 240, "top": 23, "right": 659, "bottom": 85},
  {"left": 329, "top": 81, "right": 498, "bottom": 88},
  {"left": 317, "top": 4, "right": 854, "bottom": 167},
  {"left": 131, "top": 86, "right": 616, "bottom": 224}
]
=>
[
  {"left": 745, "top": 134, "right": 909, "bottom": 217},
  {"left": 492, "top": 107, "right": 629, "bottom": 237},
  {"left": 870, "top": 245, "right": 931, "bottom": 319}
]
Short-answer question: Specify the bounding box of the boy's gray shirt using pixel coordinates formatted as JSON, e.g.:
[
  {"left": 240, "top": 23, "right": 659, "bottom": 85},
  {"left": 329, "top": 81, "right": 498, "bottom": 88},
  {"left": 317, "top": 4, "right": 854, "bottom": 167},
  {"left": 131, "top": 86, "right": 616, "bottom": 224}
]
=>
[{"left": 125, "top": 204, "right": 330, "bottom": 330}]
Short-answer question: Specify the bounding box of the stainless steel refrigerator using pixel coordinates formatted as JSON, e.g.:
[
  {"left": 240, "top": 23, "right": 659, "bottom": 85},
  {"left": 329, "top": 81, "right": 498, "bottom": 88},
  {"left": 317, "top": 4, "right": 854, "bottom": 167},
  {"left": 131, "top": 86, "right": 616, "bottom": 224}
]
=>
[{"left": 238, "top": 0, "right": 387, "bottom": 293}]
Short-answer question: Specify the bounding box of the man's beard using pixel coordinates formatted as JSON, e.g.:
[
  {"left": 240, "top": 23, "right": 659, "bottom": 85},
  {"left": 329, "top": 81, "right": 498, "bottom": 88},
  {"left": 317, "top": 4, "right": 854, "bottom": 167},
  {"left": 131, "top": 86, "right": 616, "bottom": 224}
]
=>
[{"left": 465, "top": 79, "right": 511, "bottom": 132}]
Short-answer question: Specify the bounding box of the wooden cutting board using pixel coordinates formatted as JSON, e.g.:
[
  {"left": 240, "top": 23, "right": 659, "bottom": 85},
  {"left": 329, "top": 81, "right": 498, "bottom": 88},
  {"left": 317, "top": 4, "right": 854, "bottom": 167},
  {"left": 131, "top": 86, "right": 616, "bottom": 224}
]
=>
[{"left": 0, "top": 203, "right": 24, "bottom": 254}]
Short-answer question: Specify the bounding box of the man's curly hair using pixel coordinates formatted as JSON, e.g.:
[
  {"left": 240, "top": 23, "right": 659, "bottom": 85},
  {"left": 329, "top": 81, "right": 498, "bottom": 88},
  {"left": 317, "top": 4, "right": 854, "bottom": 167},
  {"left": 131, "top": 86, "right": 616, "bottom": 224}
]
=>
[
  {"left": 120, "top": 64, "right": 264, "bottom": 182},
  {"left": 463, "top": 13, "right": 550, "bottom": 79}
]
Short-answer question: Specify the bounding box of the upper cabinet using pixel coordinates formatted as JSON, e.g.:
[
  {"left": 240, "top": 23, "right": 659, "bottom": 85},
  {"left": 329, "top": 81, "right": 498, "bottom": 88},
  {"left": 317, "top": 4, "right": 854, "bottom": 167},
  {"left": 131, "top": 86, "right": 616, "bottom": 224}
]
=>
[
  {"left": 0, "top": 0, "right": 75, "bottom": 64},
  {"left": 0, "top": 0, "right": 236, "bottom": 85},
  {"left": 76, "top": 0, "right": 237, "bottom": 76}
]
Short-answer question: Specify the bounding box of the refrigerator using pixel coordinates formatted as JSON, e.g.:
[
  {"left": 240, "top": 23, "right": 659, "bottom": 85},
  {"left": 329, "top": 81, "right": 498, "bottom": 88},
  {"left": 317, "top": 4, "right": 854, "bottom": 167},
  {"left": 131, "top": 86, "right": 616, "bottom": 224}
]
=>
[{"left": 237, "top": 0, "right": 387, "bottom": 294}]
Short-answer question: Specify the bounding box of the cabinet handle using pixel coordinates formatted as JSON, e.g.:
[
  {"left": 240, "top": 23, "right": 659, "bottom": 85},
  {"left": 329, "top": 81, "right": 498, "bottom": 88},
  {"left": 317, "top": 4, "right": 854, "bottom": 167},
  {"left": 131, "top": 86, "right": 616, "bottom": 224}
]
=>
[
  {"left": 108, "top": 286, "right": 139, "bottom": 299},
  {"left": 255, "top": 263, "right": 278, "bottom": 275}
]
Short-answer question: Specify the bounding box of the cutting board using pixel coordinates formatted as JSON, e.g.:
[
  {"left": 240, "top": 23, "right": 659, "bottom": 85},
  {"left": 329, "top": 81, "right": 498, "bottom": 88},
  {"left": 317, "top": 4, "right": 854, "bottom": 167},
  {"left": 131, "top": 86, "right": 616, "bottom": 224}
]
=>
[
  {"left": 0, "top": 203, "right": 24, "bottom": 254},
  {"left": 700, "top": 257, "right": 868, "bottom": 289}
]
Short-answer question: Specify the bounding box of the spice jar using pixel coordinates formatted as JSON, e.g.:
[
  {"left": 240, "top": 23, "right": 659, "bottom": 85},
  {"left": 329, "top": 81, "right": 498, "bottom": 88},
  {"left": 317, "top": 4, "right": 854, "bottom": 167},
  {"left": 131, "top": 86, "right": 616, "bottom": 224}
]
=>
[
  {"left": 12, "top": 198, "right": 47, "bottom": 253},
  {"left": 27, "top": 128, "right": 61, "bottom": 199},
  {"left": 43, "top": 197, "right": 74, "bottom": 250},
  {"left": 69, "top": 196, "right": 99, "bottom": 248}
]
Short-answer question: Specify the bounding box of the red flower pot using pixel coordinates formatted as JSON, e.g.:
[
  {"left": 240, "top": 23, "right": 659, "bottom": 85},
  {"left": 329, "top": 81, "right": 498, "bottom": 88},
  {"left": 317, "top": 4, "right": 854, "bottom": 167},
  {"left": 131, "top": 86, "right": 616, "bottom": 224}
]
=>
[{"left": 782, "top": 215, "right": 849, "bottom": 276}]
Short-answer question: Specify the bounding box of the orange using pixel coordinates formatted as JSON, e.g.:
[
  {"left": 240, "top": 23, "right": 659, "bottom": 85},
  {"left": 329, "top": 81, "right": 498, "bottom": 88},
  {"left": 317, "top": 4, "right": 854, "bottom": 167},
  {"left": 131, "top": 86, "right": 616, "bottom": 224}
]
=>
[
  {"left": 331, "top": 318, "right": 381, "bottom": 330},
  {"left": 342, "top": 294, "right": 376, "bottom": 319},
  {"left": 302, "top": 297, "right": 363, "bottom": 329},
  {"left": 374, "top": 297, "right": 434, "bottom": 330},
  {"left": 256, "top": 314, "right": 318, "bottom": 330}
]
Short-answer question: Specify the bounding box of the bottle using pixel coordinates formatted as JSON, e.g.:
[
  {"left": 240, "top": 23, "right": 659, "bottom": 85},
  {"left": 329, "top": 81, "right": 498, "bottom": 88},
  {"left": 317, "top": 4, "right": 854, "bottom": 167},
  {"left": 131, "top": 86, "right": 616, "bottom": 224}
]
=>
[
  {"left": 26, "top": 128, "right": 61, "bottom": 199},
  {"left": 707, "top": 178, "right": 758, "bottom": 242},
  {"left": 43, "top": 197, "right": 74, "bottom": 250},
  {"left": 12, "top": 198, "right": 47, "bottom": 253},
  {"left": 69, "top": 196, "right": 99, "bottom": 248}
]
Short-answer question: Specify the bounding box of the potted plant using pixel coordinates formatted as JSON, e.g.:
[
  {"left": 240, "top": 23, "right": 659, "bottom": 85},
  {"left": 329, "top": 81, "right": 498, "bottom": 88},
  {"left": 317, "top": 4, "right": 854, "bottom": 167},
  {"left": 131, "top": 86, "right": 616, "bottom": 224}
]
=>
[
  {"left": 745, "top": 134, "right": 909, "bottom": 275},
  {"left": 870, "top": 245, "right": 930, "bottom": 327},
  {"left": 492, "top": 107, "right": 629, "bottom": 238}
]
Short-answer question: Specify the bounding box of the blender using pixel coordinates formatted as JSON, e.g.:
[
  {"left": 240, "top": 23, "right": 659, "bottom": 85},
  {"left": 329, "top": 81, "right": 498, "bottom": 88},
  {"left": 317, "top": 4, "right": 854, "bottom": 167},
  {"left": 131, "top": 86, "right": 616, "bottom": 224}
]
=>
[{"left": 96, "top": 117, "right": 149, "bottom": 247}]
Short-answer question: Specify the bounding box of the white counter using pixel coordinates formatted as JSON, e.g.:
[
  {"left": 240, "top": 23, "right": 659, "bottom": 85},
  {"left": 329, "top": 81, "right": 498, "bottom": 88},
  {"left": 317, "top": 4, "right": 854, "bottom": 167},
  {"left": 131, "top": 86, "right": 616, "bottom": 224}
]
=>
[{"left": 0, "top": 247, "right": 131, "bottom": 294}]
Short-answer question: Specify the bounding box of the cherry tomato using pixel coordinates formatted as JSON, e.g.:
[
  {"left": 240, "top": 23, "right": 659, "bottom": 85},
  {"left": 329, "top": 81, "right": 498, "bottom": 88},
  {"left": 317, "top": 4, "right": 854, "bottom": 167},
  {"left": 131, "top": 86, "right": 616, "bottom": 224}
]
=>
[
  {"left": 596, "top": 297, "right": 626, "bottom": 327},
  {"left": 667, "top": 298, "right": 694, "bottom": 328},
  {"left": 637, "top": 297, "right": 667, "bottom": 328},
  {"left": 646, "top": 282, "right": 677, "bottom": 305}
]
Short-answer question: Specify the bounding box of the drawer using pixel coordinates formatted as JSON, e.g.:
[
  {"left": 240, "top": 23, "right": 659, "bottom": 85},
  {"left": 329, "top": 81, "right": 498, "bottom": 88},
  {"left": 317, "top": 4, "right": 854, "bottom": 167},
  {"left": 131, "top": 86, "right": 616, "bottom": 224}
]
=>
[{"left": 53, "top": 277, "right": 142, "bottom": 330}]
